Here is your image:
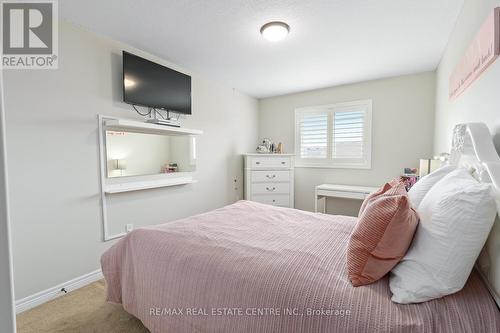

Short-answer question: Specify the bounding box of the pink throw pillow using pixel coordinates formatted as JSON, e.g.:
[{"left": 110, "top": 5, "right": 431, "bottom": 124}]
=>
[{"left": 347, "top": 180, "right": 419, "bottom": 287}]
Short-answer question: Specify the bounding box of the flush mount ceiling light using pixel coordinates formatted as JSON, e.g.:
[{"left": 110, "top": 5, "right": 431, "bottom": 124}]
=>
[{"left": 260, "top": 21, "right": 290, "bottom": 42}]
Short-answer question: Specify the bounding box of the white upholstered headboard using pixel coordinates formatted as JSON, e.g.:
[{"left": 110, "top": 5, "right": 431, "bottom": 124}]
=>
[{"left": 449, "top": 123, "right": 500, "bottom": 307}]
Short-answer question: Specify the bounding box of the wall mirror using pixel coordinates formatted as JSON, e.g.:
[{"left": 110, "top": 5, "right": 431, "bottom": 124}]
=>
[{"left": 105, "top": 130, "right": 196, "bottom": 178}]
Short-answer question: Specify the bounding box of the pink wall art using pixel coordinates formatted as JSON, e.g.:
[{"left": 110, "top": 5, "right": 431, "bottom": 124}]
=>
[{"left": 449, "top": 7, "right": 500, "bottom": 100}]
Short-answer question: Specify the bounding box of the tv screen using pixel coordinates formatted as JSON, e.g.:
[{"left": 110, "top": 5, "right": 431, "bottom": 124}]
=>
[{"left": 122, "top": 51, "right": 192, "bottom": 114}]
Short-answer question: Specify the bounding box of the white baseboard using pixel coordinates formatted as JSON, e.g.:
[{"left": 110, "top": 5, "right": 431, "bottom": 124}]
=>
[{"left": 15, "top": 269, "right": 103, "bottom": 314}]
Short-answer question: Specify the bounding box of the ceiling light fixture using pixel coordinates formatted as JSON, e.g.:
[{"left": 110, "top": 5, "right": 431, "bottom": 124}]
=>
[{"left": 260, "top": 21, "right": 290, "bottom": 42}]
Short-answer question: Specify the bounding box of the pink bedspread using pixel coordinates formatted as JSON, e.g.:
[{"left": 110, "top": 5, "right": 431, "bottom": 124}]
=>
[{"left": 101, "top": 201, "right": 499, "bottom": 333}]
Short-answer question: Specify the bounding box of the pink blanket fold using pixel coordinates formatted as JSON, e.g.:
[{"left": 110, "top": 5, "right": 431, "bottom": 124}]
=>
[{"left": 101, "top": 200, "right": 499, "bottom": 333}]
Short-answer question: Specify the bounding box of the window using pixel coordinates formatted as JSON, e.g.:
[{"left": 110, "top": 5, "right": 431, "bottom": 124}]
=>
[{"left": 295, "top": 100, "right": 372, "bottom": 169}]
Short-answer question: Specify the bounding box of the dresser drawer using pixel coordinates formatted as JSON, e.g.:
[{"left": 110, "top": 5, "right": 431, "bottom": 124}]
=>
[
  {"left": 252, "top": 194, "right": 290, "bottom": 207},
  {"left": 244, "top": 154, "right": 294, "bottom": 208},
  {"left": 251, "top": 182, "right": 290, "bottom": 194},
  {"left": 251, "top": 170, "right": 290, "bottom": 183},
  {"left": 249, "top": 157, "right": 291, "bottom": 169}
]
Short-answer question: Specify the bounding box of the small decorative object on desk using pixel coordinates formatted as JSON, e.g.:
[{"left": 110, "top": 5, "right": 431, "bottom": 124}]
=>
[
  {"left": 162, "top": 163, "right": 178, "bottom": 173},
  {"left": 277, "top": 142, "right": 283, "bottom": 154},
  {"left": 256, "top": 138, "right": 284, "bottom": 154},
  {"left": 403, "top": 167, "right": 417, "bottom": 175},
  {"left": 263, "top": 138, "right": 272, "bottom": 151},
  {"left": 256, "top": 138, "right": 271, "bottom": 153},
  {"left": 256, "top": 145, "right": 269, "bottom": 153},
  {"left": 401, "top": 167, "right": 418, "bottom": 191}
]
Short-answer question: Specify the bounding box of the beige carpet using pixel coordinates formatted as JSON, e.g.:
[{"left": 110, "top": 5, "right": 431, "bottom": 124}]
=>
[{"left": 16, "top": 280, "right": 149, "bottom": 333}]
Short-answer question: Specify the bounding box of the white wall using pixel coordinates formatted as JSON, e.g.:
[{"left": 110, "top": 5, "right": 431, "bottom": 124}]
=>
[
  {"left": 434, "top": 0, "right": 500, "bottom": 152},
  {"left": 3, "top": 22, "right": 259, "bottom": 300},
  {"left": 0, "top": 70, "right": 16, "bottom": 332},
  {"left": 259, "top": 72, "right": 436, "bottom": 214}
]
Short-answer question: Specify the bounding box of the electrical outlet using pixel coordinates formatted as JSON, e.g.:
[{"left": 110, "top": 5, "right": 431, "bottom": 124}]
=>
[
  {"left": 126, "top": 224, "right": 134, "bottom": 232},
  {"left": 234, "top": 177, "right": 240, "bottom": 201}
]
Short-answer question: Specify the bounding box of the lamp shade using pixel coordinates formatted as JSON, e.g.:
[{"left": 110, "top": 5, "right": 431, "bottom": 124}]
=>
[
  {"left": 111, "top": 159, "right": 127, "bottom": 171},
  {"left": 419, "top": 159, "right": 443, "bottom": 178},
  {"left": 116, "top": 159, "right": 127, "bottom": 170}
]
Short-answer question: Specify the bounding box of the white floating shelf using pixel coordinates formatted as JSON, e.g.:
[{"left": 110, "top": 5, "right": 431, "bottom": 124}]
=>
[
  {"left": 244, "top": 153, "right": 295, "bottom": 156},
  {"left": 105, "top": 119, "right": 203, "bottom": 136},
  {"left": 104, "top": 177, "right": 197, "bottom": 194}
]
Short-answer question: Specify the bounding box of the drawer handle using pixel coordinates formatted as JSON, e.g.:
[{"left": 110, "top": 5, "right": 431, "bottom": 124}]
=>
[
  {"left": 266, "top": 187, "right": 276, "bottom": 192},
  {"left": 255, "top": 162, "right": 260, "bottom": 165},
  {"left": 266, "top": 174, "right": 276, "bottom": 179},
  {"left": 272, "top": 199, "right": 276, "bottom": 203},
  {"left": 281, "top": 161, "right": 286, "bottom": 165}
]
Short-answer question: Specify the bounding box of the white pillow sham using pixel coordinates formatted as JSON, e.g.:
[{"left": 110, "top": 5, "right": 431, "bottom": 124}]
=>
[
  {"left": 390, "top": 168, "right": 497, "bottom": 304},
  {"left": 407, "top": 165, "right": 455, "bottom": 208}
]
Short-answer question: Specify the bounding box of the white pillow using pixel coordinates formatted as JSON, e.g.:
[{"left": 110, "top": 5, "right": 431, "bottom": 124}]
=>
[
  {"left": 390, "top": 168, "right": 497, "bottom": 304},
  {"left": 408, "top": 165, "right": 455, "bottom": 208}
]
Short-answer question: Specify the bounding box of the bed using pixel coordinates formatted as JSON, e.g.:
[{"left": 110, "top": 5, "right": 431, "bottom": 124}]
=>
[{"left": 101, "top": 123, "right": 500, "bottom": 333}]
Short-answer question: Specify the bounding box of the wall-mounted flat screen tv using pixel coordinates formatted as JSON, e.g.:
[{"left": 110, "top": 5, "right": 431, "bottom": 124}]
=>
[{"left": 122, "top": 51, "right": 192, "bottom": 114}]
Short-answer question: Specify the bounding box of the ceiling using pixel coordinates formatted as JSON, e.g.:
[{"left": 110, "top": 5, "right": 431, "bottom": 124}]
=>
[{"left": 61, "top": 0, "right": 464, "bottom": 98}]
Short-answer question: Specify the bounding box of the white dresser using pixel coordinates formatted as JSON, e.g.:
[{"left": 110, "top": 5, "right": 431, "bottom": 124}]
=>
[{"left": 244, "top": 154, "right": 294, "bottom": 208}]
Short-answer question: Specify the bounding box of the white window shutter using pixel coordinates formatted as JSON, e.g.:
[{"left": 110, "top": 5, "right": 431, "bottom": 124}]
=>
[
  {"left": 295, "top": 100, "right": 372, "bottom": 169},
  {"left": 332, "top": 110, "right": 365, "bottom": 159},
  {"left": 298, "top": 113, "right": 328, "bottom": 159}
]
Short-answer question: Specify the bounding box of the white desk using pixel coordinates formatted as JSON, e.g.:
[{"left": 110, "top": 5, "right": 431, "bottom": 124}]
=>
[{"left": 314, "top": 184, "right": 379, "bottom": 213}]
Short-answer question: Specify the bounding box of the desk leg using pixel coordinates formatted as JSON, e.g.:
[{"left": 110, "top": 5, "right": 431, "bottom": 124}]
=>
[
  {"left": 314, "top": 190, "right": 318, "bottom": 213},
  {"left": 314, "top": 192, "right": 328, "bottom": 214}
]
